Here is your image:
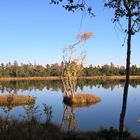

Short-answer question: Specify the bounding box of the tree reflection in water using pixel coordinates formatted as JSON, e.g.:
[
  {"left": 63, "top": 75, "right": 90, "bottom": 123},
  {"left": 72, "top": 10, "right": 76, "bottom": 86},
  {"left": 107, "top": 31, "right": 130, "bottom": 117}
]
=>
[
  {"left": 0, "top": 79, "right": 140, "bottom": 94},
  {"left": 119, "top": 84, "right": 129, "bottom": 140},
  {"left": 61, "top": 104, "right": 78, "bottom": 132},
  {"left": 61, "top": 100, "right": 101, "bottom": 132}
]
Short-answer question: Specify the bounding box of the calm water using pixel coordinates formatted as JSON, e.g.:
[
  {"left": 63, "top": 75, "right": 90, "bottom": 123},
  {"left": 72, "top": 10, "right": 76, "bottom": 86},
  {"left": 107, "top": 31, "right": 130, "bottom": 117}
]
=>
[{"left": 0, "top": 80, "right": 140, "bottom": 135}]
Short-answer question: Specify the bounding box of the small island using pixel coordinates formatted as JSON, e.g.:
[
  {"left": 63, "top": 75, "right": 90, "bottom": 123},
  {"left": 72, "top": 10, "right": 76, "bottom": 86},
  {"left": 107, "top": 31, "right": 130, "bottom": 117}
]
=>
[
  {"left": 63, "top": 93, "right": 101, "bottom": 106},
  {"left": 61, "top": 32, "right": 101, "bottom": 106},
  {"left": 0, "top": 94, "right": 35, "bottom": 107}
]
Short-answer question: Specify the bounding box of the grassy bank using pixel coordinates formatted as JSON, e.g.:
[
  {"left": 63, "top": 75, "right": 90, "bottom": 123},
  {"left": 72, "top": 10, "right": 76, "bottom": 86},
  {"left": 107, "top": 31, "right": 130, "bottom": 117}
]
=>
[
  {"left": 0, "top": 117, "right": 139, "bottom": 140},
  {"left": 80, "top": 75, "right": 140, "bottom": 80},
  {"left": 0, "top": 76, "right": 61, "bottom": 81},
  {"left": 0, "top": 76, "right": 140, "bottom": 81}
]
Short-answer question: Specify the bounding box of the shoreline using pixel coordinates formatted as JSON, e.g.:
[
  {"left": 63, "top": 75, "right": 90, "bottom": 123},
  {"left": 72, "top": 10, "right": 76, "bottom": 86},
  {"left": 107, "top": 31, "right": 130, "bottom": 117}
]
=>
[{"left": 0, "top": 76, "right": 140, "bottom": 81}]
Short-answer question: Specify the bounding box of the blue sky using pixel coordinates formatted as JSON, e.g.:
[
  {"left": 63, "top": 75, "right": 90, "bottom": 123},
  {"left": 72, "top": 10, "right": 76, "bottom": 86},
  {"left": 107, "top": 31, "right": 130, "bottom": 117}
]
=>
[{"left": 0, "top": 0, "right": 139, "bottom": 66}]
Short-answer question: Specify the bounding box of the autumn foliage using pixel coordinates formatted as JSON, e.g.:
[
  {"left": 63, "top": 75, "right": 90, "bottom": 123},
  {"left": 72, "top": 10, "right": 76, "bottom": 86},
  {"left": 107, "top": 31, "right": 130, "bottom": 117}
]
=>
[{"left": 61, "top": 32, "right": 92, "bottom": 96}]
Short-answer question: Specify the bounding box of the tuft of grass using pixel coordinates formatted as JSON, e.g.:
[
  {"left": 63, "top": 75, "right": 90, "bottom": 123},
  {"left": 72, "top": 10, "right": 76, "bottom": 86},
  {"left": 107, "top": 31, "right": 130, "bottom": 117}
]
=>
[
  {"left": 0, "top": 94, "right": 35, "bottom": 107},
  {"left": 63, "top": 93, "right": 101, "bottom": 107}
]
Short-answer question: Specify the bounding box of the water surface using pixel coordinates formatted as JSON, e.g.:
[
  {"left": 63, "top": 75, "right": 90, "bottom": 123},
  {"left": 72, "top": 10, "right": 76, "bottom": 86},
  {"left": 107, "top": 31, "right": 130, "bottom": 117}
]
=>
[{"left": 0, "top": 80, "right": 140, "bottom": 135}]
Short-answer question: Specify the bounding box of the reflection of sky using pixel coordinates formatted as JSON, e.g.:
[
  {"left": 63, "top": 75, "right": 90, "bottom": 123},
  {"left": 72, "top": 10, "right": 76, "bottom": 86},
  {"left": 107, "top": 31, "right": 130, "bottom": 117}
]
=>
[
  {"left": 76, "top": 85, "right": 123, "bottom": 131},
  {"left": 0, "top": 83, "right": 140, "bottom": 135}
]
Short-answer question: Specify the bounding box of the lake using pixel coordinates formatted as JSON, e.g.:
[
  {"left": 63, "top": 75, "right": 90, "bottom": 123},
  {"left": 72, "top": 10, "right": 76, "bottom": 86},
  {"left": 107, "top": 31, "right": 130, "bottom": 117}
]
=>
[{"left": 0, "top": 79, "right": 140, "bottom": 135}]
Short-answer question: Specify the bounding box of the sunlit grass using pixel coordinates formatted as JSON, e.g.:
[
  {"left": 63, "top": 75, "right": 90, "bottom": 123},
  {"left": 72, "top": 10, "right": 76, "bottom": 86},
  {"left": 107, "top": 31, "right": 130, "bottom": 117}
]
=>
[
  {"left": 0, "top": 94, "right": 35, "bottom": 107},
  {"left": 63, "top": 93, "right": 101, "bottom": 106}
]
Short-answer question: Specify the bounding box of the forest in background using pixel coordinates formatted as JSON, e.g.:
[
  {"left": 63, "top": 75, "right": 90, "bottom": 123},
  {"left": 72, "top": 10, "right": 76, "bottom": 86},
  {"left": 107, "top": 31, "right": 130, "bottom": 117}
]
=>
[{"left": 0, "top": 61, "right": 140, "bottom": 77}]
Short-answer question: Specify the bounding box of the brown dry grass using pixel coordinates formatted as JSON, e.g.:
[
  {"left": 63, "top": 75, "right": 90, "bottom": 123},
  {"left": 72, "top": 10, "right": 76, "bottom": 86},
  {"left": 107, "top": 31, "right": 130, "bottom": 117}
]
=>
[
  {"left": 0, "top": 94, "right": 35, "bottom": 106},
  {"left": 64, "top": 93, "right": 101, "bottom": 106},
  {"left": 0, "top": 76, "right": 61, "bottom": 81},
  {"left": 79, "top": 75, "right": 140, "bottom": 80},
  {"left": 0, "top": 75, "right": 140, "bottom": 81}
]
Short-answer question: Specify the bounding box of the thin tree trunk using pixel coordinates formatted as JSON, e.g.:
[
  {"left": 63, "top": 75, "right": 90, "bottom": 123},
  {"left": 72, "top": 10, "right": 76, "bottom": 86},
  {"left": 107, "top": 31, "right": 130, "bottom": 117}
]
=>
[
  {"left": 62, "top": 77, "right": 67, "bottom": 96},
  {"left": 119, "top": 14, "right": 132, "bottom": 140}
]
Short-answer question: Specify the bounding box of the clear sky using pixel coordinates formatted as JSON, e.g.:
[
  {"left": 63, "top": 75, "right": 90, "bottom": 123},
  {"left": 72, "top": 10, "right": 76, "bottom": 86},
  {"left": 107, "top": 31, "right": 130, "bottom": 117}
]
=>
[{"left": 0, "top": 0, "right": 139, "bottom": 66}]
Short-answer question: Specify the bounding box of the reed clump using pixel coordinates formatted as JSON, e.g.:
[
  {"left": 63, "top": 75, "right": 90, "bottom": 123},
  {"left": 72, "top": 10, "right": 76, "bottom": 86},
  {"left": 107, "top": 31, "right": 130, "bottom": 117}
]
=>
[
  {"left": 63, "top": 93, "right": 101, "bottom": 106},
  {"left": 0, "top": 94, "right": 35, "bottom": 107}
]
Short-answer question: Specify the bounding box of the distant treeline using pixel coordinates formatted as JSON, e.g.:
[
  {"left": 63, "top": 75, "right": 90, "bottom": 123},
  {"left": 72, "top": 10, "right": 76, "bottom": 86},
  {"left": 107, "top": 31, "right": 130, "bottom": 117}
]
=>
[{"left": 0, "top": 61, "right": 140, "bottom": 77}]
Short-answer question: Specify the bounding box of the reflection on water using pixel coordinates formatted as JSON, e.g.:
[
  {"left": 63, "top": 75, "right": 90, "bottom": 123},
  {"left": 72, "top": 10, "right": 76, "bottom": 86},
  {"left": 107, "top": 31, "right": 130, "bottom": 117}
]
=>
[
  {"left": 119, "top": 89, "right": 128, "bottom": 140},
  {"left": 0, "top": 80, "right": 140, "bottom": 136},
  {"left": 119, "top": 74, "right": 131, "bottom": 140},
  {"left": 0, "top": 79, "right": 140, "bottom": 93},
  {"left": 61, "top": 104, "right": 78, "bottom": 132},
  {"left": 61, "top": 101, "right": 101, "bottom": 132}
]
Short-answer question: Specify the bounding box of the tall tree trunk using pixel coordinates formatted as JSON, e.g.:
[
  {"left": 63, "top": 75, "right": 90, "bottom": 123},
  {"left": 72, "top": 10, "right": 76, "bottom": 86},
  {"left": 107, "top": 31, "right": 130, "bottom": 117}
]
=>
[{"left": 119, "top": 14, "right": 132, "bottom": 140}]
